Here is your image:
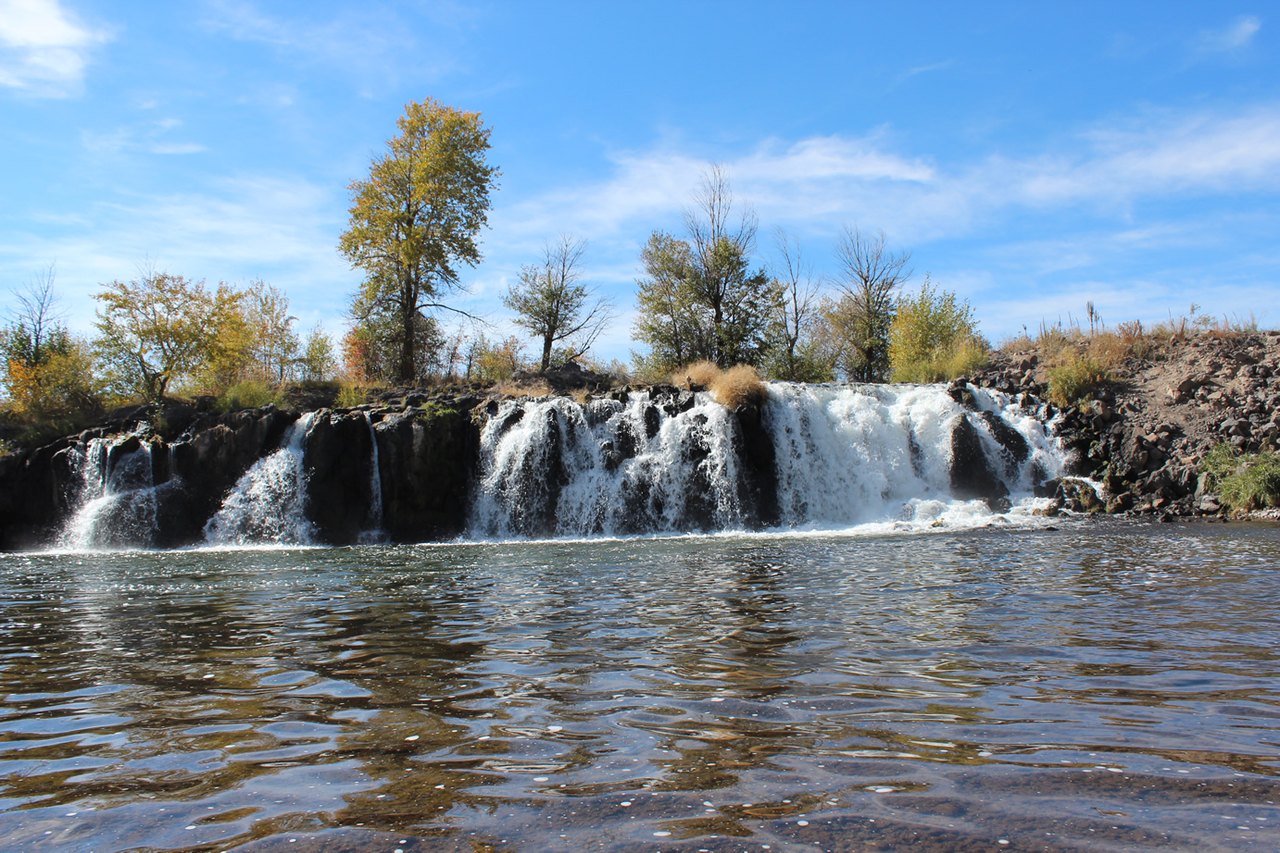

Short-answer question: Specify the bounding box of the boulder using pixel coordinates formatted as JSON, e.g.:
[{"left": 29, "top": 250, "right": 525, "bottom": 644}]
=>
[{"left": 950, "top": 414, "right": 1009, "bottom": 509}]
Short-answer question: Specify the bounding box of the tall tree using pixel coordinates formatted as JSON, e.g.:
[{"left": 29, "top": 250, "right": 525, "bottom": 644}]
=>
[
  {"left": 633, "top": 167, "right": 777, "bottom": 372},
  {"left": 339, "top": 98, "right": 498, "bottom": 383},
  {"left": 633, "top": 232, "right": 702, "bottom": 372},
  {"left": 342, "top": 313, "right": 445, "bottom": 384},
  {"left": 831, "top": 227, "right": 910, "bottom": 382},
  {"left": 2, "top": 270, "right": 100, "bottom": 424},
  {"left": 299, "top": 325, "right": 336, "bottom": 382},
  {"left": 2, "top": 266, "right": 65, "bottom": 370},
  {"left": 888, "top": 276, "right": 987, "bottom": 382},
  {"left": 503, "top": 236, "right": 612, "bottom": 372}
]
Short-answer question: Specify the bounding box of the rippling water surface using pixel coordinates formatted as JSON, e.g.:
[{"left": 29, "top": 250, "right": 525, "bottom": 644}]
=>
[{"left": 2, "top": 520, "right": 1279, "bottom": 851}]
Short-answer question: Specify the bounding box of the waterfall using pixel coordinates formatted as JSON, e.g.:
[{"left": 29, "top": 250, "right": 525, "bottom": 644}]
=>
[
  {"left": 359, "top": 411, "right": 386, "bottom": 544},
  {"left": 470, "top": 391, "right": 747, "bottom": 538},
  {"left": 765, "top": 382, "right": 1060, "bottom": 529},
  {"left": 46, "top": 381, "right": 1068, "bottom": 550},
  {"left": 469, "top": 383, "right": 1065, "bottom": 539},
  {"left": 203, "top": 413, "right": 316, "bottom": 546},
  {"left": 58, "top": 434, "right": 161, "bottom": 549}
]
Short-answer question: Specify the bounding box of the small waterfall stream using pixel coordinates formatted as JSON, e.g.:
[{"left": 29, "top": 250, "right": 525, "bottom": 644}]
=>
[
  {"left": 203, "top": 413, "right": 317, "bottom": 546},
  {"left": 764, "top": 383, "right": 1061, "bottom": 528},
  {"left": 58, "top": 434, "right": 162, "bottom": 549},
  {"left": 358, "top": 411, "right": 387, "bottom": 544}
]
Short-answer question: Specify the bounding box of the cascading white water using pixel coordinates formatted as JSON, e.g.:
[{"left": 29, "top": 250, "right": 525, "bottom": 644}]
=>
[
  {"left": 470, "top": 391, "right": 747, "bottom": 537},
  {"left": 358, "top": 411, "right": 386, "bottom": 544},
  {"left": 470, "top": 382, "right": 1066, "bottom": 539},
  {"left": 58, "top": 434, "right": 160, "bottom": 549},
  {"left": 203, "top": 413, "right": 317, "bottom": 546},
  {"left": 765, "top": 382, "right": 1061, "bottom": 529}
]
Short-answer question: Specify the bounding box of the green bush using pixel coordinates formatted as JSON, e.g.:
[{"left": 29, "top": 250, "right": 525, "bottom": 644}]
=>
[
  {"left": 217, "top": 379, "right": 280, "bottom": 412},
  {"left": 889, "top": 279, "right": 988, "bottom": 383},
  {"left": 1045, "top": 355, "right": 1110, "bottom": 407},
  {"left": 1201, "top": 444, "right": 1280, "bottom": 513}
]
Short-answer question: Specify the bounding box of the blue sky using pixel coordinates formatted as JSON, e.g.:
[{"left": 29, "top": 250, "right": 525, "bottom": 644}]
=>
[{"left": 1, "top": 1, "right": 1277, "bottom": 365}]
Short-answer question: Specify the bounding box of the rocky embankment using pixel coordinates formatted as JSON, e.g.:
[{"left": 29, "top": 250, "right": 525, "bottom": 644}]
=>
[{"left": 971, "top": 330, "right": 1280, "bottom": 518}]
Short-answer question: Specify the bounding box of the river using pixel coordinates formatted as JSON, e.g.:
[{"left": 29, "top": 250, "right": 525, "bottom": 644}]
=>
[{"left": 1, "top": 520, "right": 1278, "bottom": 850}]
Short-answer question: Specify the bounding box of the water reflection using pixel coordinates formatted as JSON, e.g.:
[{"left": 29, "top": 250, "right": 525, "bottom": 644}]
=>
[{"left": 1, "top": 522, "right": 1279, "bottom": 849}]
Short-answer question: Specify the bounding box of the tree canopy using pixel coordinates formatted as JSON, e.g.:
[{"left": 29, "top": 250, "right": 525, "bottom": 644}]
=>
[
  {"left": 632, "top": 168, "right": 777, "bottom": 373},
  {"left": 827, "top": 227, "right": 911, "bottom": 382},
  {"left": 93, "top": 271, "right": 241, "bottom": 400}
]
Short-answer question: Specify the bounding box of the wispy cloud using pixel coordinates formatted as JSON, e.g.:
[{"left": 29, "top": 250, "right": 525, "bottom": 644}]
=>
[
  {"left": 893, "top": 60, "right": 954, "bottom": 86},
  {"left": 1196, "top": 14, "right": 1261, "bottom": 55},
  {"left": 493, "top": 132, "right": 937, "bottom": 249},
  {"left": 496, "top": 103, "right": 1280, "bottom": 256},
  {"left": 0, "top": 0, "right": 111, "bottom": 97},
  {"left": 483, "top": 102, "right": 1280, "bottom": 351},
  {"left": 199, "top": 0, "right": 455, "bottom": 87},
  {"left": 81, "top": 117, "right": 206, "bottom": 156},
  {"left": 994, "top": 106, "right": 1280, "bottom": 210},
  {"left": 0, "top": 175, "right": 354, "bottom": 332}
]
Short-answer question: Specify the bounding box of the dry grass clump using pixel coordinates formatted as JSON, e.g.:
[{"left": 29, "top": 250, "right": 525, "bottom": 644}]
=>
[
  {"left": 492, "top": 378, "right": 554, "bottom": 398},
  {"left": 671, "top": 360, "right": 721, "bottom": 389},
  {"left": 710, "top": 364, "right": 767, "bottom": 409}
]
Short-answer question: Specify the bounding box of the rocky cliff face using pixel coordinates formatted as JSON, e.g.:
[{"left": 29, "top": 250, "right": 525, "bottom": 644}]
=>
[{"left": 972, "top": 330, "right": 1280, "bottom": 518}]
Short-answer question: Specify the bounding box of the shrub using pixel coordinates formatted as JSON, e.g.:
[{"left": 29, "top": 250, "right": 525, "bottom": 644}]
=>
[
  {"left": 710, "top": 364, "right": 766, "bottom": 409},
  {"left": 671, "top": 360, "right": 721, "bottom": 389},
  {"left": 1201, "top": 444, "right": 1280, "bottom": 513},
  {"left": 216, "top": 379, "right": 280, "bottom": 412},
  {"left": 1045, "top": 354, "right": 1110, "bottom": 407}
]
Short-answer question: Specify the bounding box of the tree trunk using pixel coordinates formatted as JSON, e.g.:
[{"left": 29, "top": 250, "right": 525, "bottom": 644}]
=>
[
  {"left": 398, "top": 298, "right": 416, "bottom": 383},
  {"left": 540, "top": 335, "right": 552, "bottom": 373}
]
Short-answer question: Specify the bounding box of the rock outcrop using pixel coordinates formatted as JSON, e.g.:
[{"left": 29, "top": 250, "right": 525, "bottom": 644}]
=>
[{"left": 971, "top": 329, "right": 1280, "bottom": 518}]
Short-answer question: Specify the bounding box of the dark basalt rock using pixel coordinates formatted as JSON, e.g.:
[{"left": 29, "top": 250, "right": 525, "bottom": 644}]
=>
[
  {"left": 734, "top": 401, "right": 779, "bottom": 529},
  {"left": 164, "top": 407, "right": 297, "bottom": 545},
  {"left": 303, "top": 410, "right": 374, "bottom": 545},
  {"left": 374, "top": 403, "right": 479, "bottom": 543},
  {"left": 950, "top": 413, "right": 1009, "bottom": 510},
  {"left": 975, "top": 409, "right": 1032, "bottom": 481}
]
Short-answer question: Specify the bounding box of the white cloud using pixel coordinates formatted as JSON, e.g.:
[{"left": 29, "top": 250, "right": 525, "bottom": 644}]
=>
[
  {"left": 1006, "top": 106, "right": 1280, "bottom": 206},
  {"left": 496, "top": 103, "right": 1280, "bottom": 263},
  {"left": 0, "top": 0, "right": 110, "bottom": 96},
  {"left": 492, "top": 132, "right": 937, "bottom": 250},
  {"left": 1197, "top": 15, "right": 1261, "bottom": 54}
]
